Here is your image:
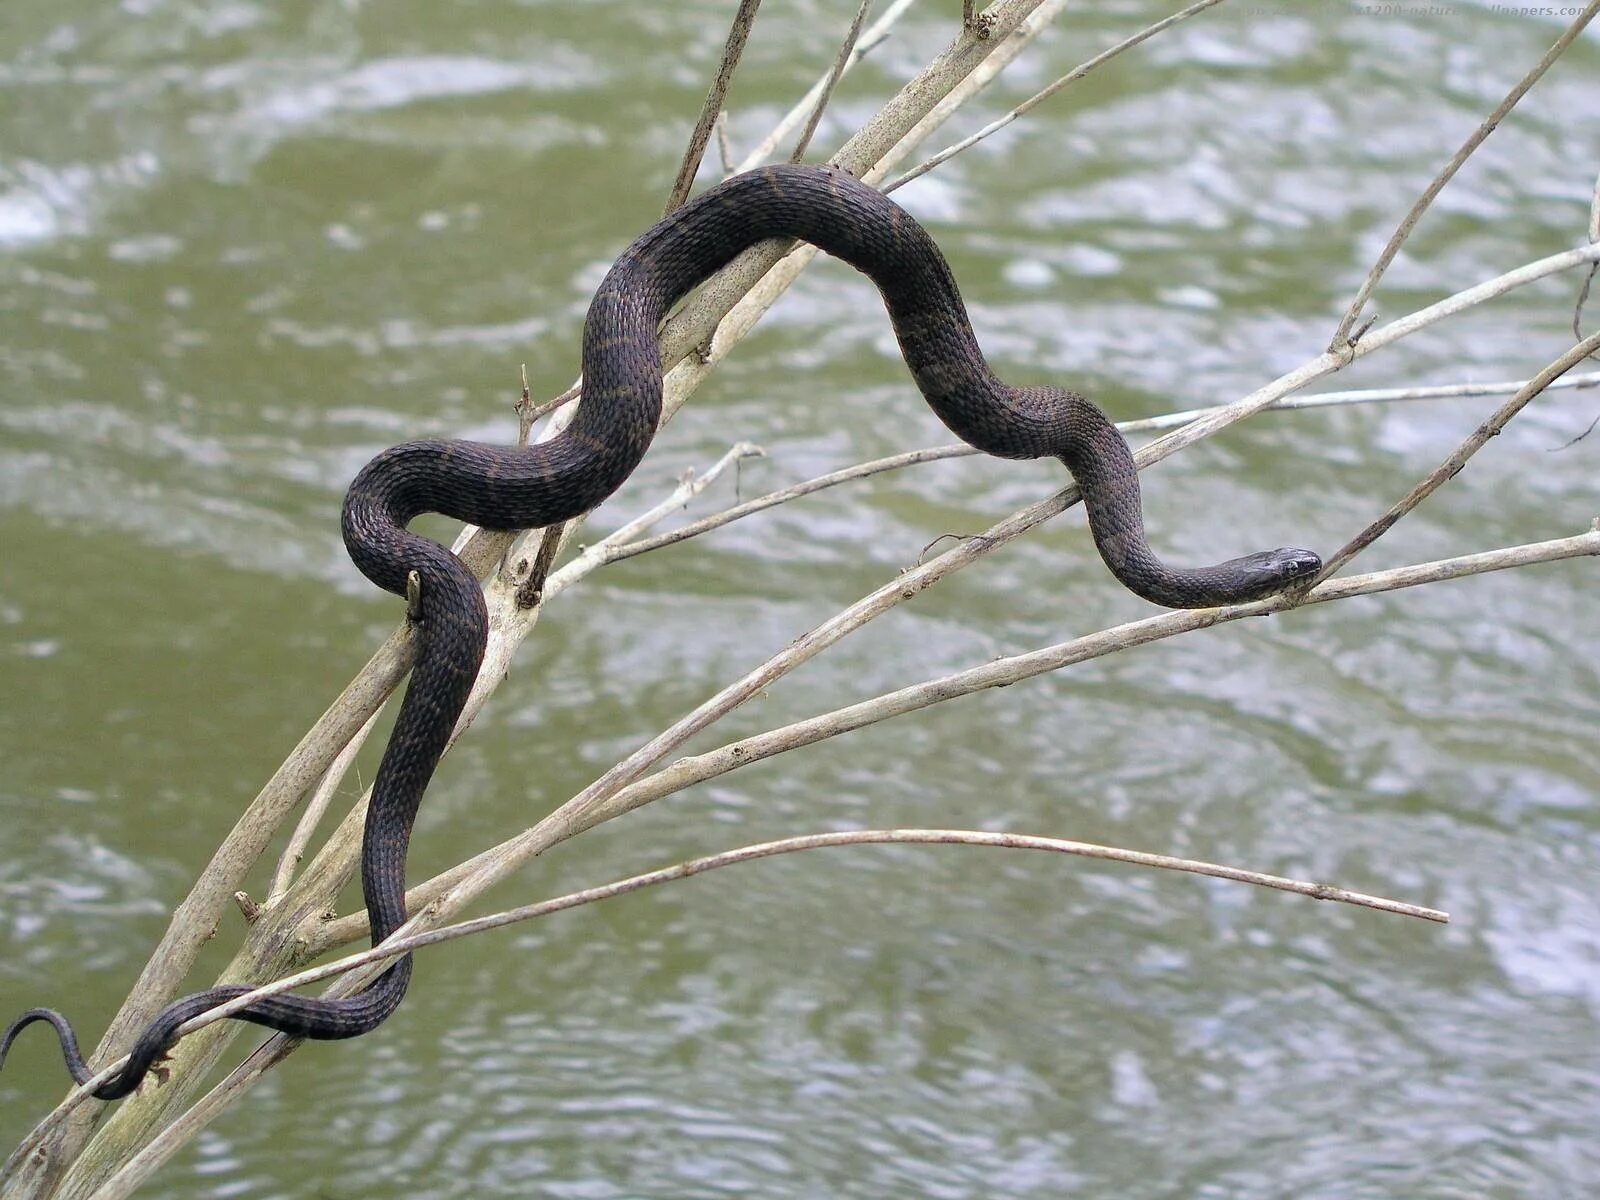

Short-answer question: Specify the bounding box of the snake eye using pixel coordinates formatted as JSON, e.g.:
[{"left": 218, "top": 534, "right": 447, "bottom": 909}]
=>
[{"left": 1275, "top": 549, "right": 1322, "bottom": 583}]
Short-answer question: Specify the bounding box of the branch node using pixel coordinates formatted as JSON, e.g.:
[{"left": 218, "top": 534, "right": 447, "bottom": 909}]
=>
[
  {"left": 918, "top": 531, "right": 980, "bottom": 563},
  {"left": 234, "top": 892, "right": 262, "bottom": 924},
  {"left": 516, "top": 525, "right": 565, "bottom": 610},
  {"left": 515, "top": 363, "right": 535, "bottom": 446}
]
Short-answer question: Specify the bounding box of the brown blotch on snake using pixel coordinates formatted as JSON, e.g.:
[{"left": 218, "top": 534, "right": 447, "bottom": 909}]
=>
[{"left": 2, "top": 164, "right": 1319, "bottom": 1100}]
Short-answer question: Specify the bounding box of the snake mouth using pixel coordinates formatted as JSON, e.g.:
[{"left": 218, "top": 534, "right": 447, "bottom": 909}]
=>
[{"left": 1240, "top": 547, "right": 1323, "bottom": 599}]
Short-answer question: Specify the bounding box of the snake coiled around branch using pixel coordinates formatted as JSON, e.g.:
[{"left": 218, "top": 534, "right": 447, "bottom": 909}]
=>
[{"left": 1, "top": 163, "right": 1319, "bottom": 1100}]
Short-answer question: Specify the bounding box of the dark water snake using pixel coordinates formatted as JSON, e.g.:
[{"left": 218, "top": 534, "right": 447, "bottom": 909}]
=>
[{"left": 1, "top": 163, "right": 1319, "bottom": 1100}]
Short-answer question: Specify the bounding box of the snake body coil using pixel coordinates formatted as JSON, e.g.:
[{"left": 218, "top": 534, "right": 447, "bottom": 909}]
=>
[{"left": 2, "top": 164, "right": 1319, "bottom": 1099}]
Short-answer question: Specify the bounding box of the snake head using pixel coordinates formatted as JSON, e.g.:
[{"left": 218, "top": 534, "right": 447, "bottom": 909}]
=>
[{"left": 1233, "top": 547, "right": 1322, "bottom": 601}]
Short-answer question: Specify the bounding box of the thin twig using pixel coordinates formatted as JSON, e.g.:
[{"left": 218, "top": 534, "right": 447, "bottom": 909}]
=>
[
  {"left": 735, "top": 0, "right": 919, "bottom": 172},
  {"left": 609, "top": 444, "right": 972, "bottom": 561},
  {"left": 715, "top": 110, "right": 734, "bottom": 174},
  {"left": 582, "top": 442, "right": 765, "bottom": 562},
  {"left": 791, "top": 0, "right": 873, "bottom": 162},
  {"left": 1328, "top": 0, "right": 1600, "bottom": 350},
  {"left": 1590, "top": 167, "right": 1600, "bottom": 244},
  {"left": 117, "top": 828, "right": 1468, "bottom": 1043},
  {"left": 889, "top": 0, "right": 1227, "bottom": 193},
  {"left": 1119, "top": 370, "right": 1600, "bottom": 433},
  {"left": 515, "top": 382, "right": 580, "bottom": 429},
  {"left": 1548, "top": 411, "right": 1599, "bottom": 451},
  {"left": 514, "top": 364, "right": 535, "bottom": 445},
  {"left": 266, "top": 707, "right": 381, "bottom": 903},
  {"left": 1312, "top": 331, "right": 1600, "bottom": 583},
  {"left": 1574, "top": 264, "right": 1596, "bottom": 343},
  {"left": 521, "top": 8, "right": 774, "bottom": 605},
  {"left": 601, "top": 370, "right": 1600, "bottom": 564},
  {"left": 1577, "top": 169, "right": 1598, "bottom": 343},
  {"left": 513, "top": 527, "right": 564, "bottom": 610},
  {"left": 666, "top": 0, "right": 765, "bottom": 212}
]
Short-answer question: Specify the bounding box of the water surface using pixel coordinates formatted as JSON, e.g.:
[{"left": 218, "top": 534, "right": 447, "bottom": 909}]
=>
[{"left": 2, "top": 2, "right": 1598, "bottom": 1196}]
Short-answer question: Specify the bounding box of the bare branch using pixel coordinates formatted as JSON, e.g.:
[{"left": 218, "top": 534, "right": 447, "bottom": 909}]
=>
[
  {"left": 1549, "top": 411, "right": 1599, "bottom": 451},
  {"left": 889, "top": 0, "right": 1227, "bottom": 193},
  {"left": 513, "top": 364, "right": 535, "bottom": 446},
  {"left": 736, "top": 0, "right": 919, "bottom": 172},
  {"left": 666, "top": 0, "right": 765, "bottom": 213},
  {"left": 544, "top": 528, "right": 1600, "bottom": 839},
  {"left": 790, "top": 0, "right": 873, "bottom": 162},
  {"left": 575, "top": 441, "right": 766, "bottom": 566},
  {"left": 70, "top": 812, "right": 1457, "bottom": 1200},
  {"left": 1328, "top": 0, "right": 1600, "bottom": 349},
  {"left": 266, "top": 707, "right": 380, "bottom": 903},
  {"left": 715, "top": 109, "right": 734, "bottom": 174},
  {"left": 1313, "top": 331, "right": 1600, "bottom": 583},
  {"left": 1590, "top": 167, "right": 1600, "bottom": 244},
  {"left": 512, "top": 525, "right": 564, "bottom": 610},
  {"left": 1574, "top": 170, "right": 1597, "bottom": 346},
  {"left": 1574, "top": 264, "right": 1597, "bottom": 343},
  {"left": 33, "top": 219, "right": 1599, "bottom": 1200},
  {"left": 132, "top": 828, "right": 1472, "bottom": 1048},
  {"left": 1120, "top": 370, "right": 1600, "bottom": 434},
  {"left": 601, "top": 370, "right": 1600, "bottom": 566},
  {"left": 608, "top": 444, "right": 973, "bottom": 561},
  {"left": 513, "top": 381, "right": 580, "bottom": 431}
]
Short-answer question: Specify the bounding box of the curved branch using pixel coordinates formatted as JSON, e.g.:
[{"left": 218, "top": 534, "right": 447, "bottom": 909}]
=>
[{"left": 52, "top": 822, "right": 1452, "bottom": 1200}]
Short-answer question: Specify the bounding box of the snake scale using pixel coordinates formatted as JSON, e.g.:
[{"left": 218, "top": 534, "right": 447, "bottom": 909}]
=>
[{"left": 2, "top": 164, "right": 1320, "bottom": 1100}]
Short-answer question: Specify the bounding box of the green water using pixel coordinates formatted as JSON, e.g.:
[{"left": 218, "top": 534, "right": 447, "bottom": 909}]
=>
[{"left": 2, "top": 2, "right": 1598, "bottom": 1196}]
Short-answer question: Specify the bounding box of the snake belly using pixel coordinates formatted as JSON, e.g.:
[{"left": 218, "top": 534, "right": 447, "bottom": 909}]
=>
[{"left": 1, "top": 163, "right": 1319, "bottom": 1099}]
